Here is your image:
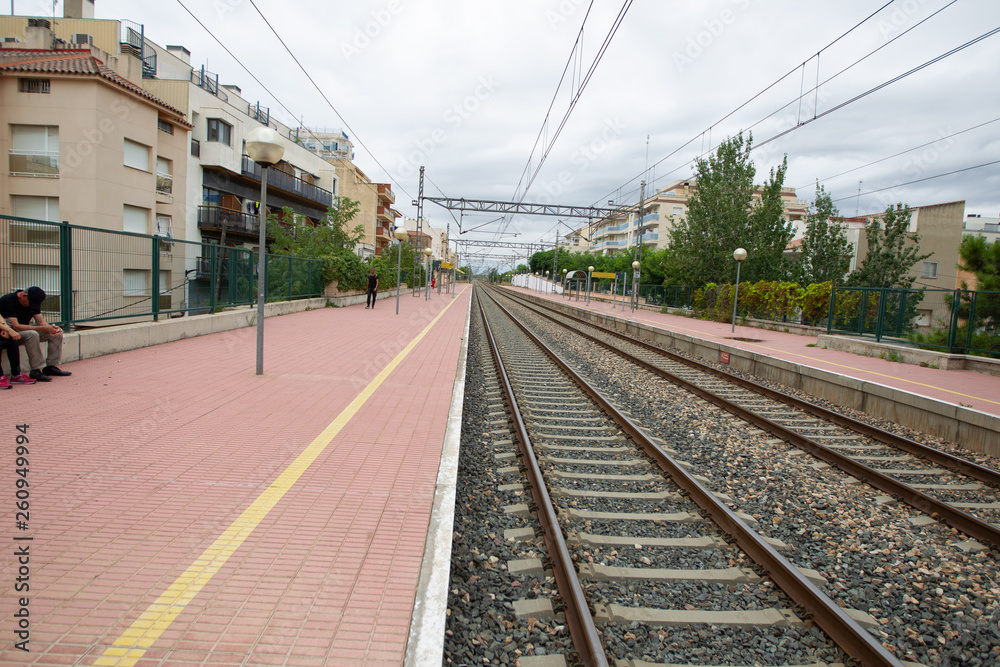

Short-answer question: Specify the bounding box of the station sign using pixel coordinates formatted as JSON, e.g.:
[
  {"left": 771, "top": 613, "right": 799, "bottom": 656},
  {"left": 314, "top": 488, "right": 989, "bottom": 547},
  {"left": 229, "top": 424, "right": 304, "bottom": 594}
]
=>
[
  {"left": 591, "top": 271, "right": 616, "bottom": 279},
  {"left": 442, "top": 262, "right": 454, "bottom": 269}
]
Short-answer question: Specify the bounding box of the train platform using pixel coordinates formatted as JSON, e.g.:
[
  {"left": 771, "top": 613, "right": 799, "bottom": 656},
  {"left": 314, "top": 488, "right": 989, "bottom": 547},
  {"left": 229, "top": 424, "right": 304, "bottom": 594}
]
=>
[
  {"left": 510, "top": 285, "right": 1000, "bottom": 420},
  {"left": 0, "top": 285, "right": 472, "bottom": 666}
]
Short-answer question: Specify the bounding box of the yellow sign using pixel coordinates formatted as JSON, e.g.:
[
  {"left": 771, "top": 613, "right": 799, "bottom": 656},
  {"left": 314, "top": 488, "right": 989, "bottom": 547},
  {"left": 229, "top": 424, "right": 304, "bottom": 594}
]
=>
[
  {"left": 442, "top": 262, "right": 454, "bottom": 269},
  {"left": 591, "top": 271, "right": 616, "bottom": 279}
]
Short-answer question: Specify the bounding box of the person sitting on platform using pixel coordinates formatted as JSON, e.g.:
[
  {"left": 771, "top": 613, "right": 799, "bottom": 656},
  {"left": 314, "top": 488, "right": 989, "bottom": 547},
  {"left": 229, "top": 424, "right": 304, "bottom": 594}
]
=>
[{"left": 0, "top": 287, "right": 71, "bottom": 382}]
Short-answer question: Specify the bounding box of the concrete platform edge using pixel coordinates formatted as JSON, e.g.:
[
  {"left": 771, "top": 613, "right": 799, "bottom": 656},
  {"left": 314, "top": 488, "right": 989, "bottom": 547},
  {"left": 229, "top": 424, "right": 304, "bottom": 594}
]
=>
[{"left": 404, "top": 298, "right": 470, "bottom": 666}]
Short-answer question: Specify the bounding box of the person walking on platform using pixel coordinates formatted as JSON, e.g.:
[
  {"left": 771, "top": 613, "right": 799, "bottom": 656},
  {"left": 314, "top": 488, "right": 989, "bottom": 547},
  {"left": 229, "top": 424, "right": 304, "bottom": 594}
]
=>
[{"left": 366, "top": 268, "right": 379, "bottom": 309}]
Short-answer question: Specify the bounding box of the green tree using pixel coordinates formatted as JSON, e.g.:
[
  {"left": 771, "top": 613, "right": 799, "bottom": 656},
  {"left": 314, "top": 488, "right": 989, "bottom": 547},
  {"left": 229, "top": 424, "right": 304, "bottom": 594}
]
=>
[
  {"left": 958, "top": 235, "right": 1000, "bottom": 291},
  {"left": 847, "top": 203, "right": 930, "bottom": 289},
  {"left": 796, "top": 184, "right": 853, "bottom": 285},
  {"left": 267, "top": 197, "right": 367, "bottom": 289},
  {"left": 665, "top": 132, "right": 792, "bottom": 286}
]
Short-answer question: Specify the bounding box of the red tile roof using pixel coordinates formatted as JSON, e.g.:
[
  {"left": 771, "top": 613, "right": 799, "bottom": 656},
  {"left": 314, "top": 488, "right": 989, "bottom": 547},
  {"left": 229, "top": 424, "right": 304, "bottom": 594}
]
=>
[{"left": 0, "top": 49, "right": 192, "bottom": 127}]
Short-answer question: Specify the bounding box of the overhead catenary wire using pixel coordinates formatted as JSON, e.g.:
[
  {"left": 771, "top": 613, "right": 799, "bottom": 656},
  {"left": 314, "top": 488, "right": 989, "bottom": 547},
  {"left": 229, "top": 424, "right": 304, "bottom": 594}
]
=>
[
  {"left": 246, "top": 0, "right": 413, "bottom": 201},
  {"left": 592, "top": 1, "right": 899, "bottom": 206}
]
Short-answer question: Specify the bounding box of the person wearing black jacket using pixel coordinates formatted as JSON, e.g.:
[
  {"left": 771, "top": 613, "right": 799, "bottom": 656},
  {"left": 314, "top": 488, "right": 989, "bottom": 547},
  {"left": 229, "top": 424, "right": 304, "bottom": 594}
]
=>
[
  {"left": 0, "top": 287, "right": 71, "bottom": 382},
  {"left": 366, "top": 269, "right": 379, "bottom": 309}
]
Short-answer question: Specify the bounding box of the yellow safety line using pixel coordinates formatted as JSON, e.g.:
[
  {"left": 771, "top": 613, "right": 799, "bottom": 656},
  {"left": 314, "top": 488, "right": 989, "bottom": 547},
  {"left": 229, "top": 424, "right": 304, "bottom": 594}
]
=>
[
  {"left": 94, "top": 293, "right": 465, "bottom": 666},
  {"left": 626, "top": 314, "right": 1000, "bottom": 407}
]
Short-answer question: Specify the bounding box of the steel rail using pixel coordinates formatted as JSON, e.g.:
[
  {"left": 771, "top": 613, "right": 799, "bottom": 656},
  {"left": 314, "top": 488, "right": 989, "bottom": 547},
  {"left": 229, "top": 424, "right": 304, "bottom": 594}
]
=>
[
  {"left": 504, "top": 288, "right": 1000, "bottom": 488},
  {"left": 480, "top": 286, "right": 903, "bottom": 667},
  {"left": 492, "top": 286, "right": 1000, "bottom": 551},
  {"left": 475, "top": 292, "right": 609, "bottom": 667}
]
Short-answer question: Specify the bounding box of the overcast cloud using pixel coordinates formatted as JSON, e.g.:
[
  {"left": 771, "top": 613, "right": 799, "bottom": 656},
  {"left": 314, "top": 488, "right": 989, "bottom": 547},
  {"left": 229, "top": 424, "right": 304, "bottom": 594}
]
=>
[{"left": 80, "top": 0, "right": 1000, "bottom": 269}]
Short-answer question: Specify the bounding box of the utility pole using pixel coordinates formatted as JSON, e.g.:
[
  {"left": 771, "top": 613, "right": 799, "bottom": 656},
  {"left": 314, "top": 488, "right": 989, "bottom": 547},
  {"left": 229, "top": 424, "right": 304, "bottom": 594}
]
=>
[
  {"left": 552, "top": 228, "right": 559, "bottom": 294},
  {"left": 413, "top": 166, "right": 424, "bottom": 297},
  {"left": 632, "top": 180, "right": 645, "bottom": 312}
]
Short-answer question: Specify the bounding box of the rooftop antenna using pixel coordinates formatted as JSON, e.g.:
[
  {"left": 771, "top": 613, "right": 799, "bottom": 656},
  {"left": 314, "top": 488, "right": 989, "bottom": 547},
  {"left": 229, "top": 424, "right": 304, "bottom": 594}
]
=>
[{"left": 855, "top": 180, "right": 862, "bottom": 217}]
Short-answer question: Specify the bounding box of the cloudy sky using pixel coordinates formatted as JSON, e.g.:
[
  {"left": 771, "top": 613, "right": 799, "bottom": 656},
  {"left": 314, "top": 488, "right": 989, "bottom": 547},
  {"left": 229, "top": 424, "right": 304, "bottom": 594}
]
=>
[{"left": 72, "top": 1, "right": 1000, "bottom": 268}]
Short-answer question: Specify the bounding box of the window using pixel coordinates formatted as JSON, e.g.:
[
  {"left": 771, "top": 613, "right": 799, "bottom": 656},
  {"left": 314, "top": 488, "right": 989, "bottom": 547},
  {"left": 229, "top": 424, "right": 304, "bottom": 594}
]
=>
[
  {"left": 206, "top": 118, "right": 232, "bottom": 145},
  {"left": 156, "top": 215, "right": 173, "bottom": 253},
  {"left": 123, "top": 269, "right": 148, "bottom": 297},
  {"left": 985, "top": 223, "right": 1000, "bottom": 233},
  {"left": 10, "top": 125, "right": 58, "bottom": 176},
  {"left": 19, "top": 78, "right": 50, "bottom": 93},
  {"left": 157, "top": 119, "right": 174, "bottom": 134},
  {"left": 156, "top": 157, "right": 172, "bottom": 194},
  {"left": 190, "top": 138, "right": 201, "bottom": 157},
  {"left": 123, "top": 139, "right": 150, "bottom": 171},
  {"left": 672, "top": 206, "right": 683, "bottom": 216},
  {"left": 13, "top": 264, "right": 60, "bottom": 313},
  {"left": 123, "top": 205, "right": 148, "bottom": 234},
  {"left": 920, "top": 261, "right": 938, "bottom": 279},
  {"left": 11, "top": 196, "right": 60, "bottom": 246}
]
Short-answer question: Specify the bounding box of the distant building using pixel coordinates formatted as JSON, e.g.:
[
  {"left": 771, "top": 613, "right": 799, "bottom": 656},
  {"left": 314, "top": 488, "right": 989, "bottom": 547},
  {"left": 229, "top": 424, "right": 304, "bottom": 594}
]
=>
[
  {"left": 957, "top": 213, "right": 999, "bottom": 290},
  {"left": 587, "top": 178, "right": 808, "bottom": 256}
]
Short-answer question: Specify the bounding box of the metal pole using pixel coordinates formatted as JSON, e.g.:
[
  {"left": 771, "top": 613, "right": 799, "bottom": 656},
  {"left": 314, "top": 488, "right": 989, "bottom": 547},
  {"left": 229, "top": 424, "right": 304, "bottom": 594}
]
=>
[
  {"left": 414, "top": 167, "right": 424, "bottom": 297},
  {"left": 395, "top": 237, "right": 402, "bottom": 315},
  {"left": 633, "top": 181, "right": 645, "bottom": 313},
  {"left": 255, "top": 166, "right": 268, "bottom": 375},
  {"left": 731, "top": 260, "right": 742, "bottom": 333},
  {"left": 586, "top": 271, "right": 592, "bottom": 305}
]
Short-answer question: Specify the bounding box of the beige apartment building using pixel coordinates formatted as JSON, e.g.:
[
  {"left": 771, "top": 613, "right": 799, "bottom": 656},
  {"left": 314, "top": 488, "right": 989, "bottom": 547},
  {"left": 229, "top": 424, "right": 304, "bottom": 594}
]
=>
[
  {"left": 0, "top": 19, "right": 191, "bottom": 323},
  {"left": 585, "top": 178, "right": 808, "bottom": 257},
  {"left": 326, "top": 157, "right": 401, "bottom": 258}
]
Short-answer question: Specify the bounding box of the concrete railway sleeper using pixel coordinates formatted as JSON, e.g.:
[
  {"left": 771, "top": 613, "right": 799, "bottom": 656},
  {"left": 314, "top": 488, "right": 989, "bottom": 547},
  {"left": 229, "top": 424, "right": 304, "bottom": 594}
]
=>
[
  {"left": 472, "top": 285, "right": 901, "bottom": 666},
  {"left": 489, "top": 285, "right": 1000, "bottom": 548},
  {"left": 472, "top": 283, "right": 999, "bottom": 664}
]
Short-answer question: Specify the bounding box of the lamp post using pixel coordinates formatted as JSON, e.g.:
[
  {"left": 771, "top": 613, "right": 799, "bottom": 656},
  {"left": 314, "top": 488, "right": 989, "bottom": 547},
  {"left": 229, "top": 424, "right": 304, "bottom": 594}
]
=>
[
  {"left": 394, "top": 226, "right": 407, "bottom": 314},
  {"left": 245, "top": 126, "right": 285, "bottom": 376},
  {"left": 732, "top": 247, "right": 747, "bottom": 333},
  {"left": 424, "top": 247, "right": 432, "bottom": 300},
  {"left": 545, "top": 270, "right": 550, "bottom": 295},
  {"left": 587, "top": 265, "right": 594, "bottom": 305},
  {"left": 562, "top": 268, "right": 567, "bottom": 297},
  {"left": 631, "top": 259, "right": 640, "bottom": 313}
]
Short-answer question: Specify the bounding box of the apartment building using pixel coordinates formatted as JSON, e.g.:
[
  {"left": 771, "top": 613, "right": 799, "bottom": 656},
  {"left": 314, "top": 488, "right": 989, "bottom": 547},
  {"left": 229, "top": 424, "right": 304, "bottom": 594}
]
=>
[
  {"left": 587, "top": 178, "right": 808, "bottom": 257},
  {"left": 0, "top": 18, "right": 191, "bottom": 321}
]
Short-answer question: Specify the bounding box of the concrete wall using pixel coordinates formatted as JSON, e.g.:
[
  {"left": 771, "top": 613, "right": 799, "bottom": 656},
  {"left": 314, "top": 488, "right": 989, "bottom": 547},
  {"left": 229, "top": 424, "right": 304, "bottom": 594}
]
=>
[{"left": 512, "top": 290, "right": 1000, "bottom": 457}]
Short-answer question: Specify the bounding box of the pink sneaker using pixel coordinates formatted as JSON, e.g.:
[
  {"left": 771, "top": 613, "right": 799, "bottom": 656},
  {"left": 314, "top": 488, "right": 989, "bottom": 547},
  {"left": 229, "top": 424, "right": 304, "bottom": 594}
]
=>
[
  {"left": 0, "top": 376, "right": 10, "bottom": 390},
  {"left": 9, "top": 373, "right": 35, "bottom": 385}
]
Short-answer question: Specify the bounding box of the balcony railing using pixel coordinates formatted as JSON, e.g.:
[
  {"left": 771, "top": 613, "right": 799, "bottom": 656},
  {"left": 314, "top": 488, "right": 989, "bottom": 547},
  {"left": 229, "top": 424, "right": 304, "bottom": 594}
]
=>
[
  {"left": 9, "top": 151, "right": 59, "bottom": 177},
  {"left": 197, "top": 206, "right": 260, "bottom": 237},
  {"left": 241, "top": 155, "right": 333, "bottom": 208},
  {"left": 377, "top": 183, "right": 396, "bottom": 204}
]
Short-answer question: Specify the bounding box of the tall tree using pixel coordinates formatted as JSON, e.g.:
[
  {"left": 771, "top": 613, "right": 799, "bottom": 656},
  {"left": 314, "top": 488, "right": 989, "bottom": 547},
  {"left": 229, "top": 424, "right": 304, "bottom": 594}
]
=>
[
  {"left": 797, "top": 184, "right": 853, "bottom": 285},
  {"left": 847, "top": 203, "right": 930, "bottom": 289},
  {"left": 666, "top": 132, "right": 793, "bottom": 285},
  {"left": 957, "top": 235, "right": 1000, "bottom": 291}
]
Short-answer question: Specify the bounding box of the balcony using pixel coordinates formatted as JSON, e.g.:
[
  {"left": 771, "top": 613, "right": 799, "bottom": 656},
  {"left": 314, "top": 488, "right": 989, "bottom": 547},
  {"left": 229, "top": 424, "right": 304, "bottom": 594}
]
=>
[
  {"left": 9, "top": 151, "right": 58, "bottom": 177},
  {"left": 197, "top": 206, "right": 261, "bottom": 237},
  {"left": 377, "top": 183, "right": 395, "bottom": 205},
  {"left": 241, "top": 155, "right": 333, "bottom": 209},
  {"left": 377, "top": 204, "right": 394, "bottom": 222},
  {"left": 375, "top": 226, "right": 392, "bottom": 239}
]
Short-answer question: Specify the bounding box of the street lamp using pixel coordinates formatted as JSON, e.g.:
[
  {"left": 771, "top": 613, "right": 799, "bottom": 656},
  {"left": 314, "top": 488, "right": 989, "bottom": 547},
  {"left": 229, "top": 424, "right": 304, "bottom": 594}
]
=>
[
  {"left": 562, "top": 268, "right": 567, "bottom": 297},
  {"left": 245, "top": 126, "right": 285, "bottom": 376},
  {"left": 732, "top": 247, "right": 747, "bottom": 333},
  {"left": 424, "top": 247, "right": 432, "bottom": 300},
  {"left": 631, "top": 260, "right": 640, "bottom": 312},
  {"left": 394, "top": 226, "right": 408, "bottom": 314},
  {"left": 587, "top": 265, "right": 594, "bottom": 305}
]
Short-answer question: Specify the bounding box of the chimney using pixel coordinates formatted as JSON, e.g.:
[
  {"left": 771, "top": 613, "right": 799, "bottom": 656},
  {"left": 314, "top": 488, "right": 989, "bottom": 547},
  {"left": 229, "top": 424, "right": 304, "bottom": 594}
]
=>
[
  {"left": 64, "top": 0, "right": 96, "bottom": 19},
  {"left": 24, "top": 19, "right": 54, "bottom": 49},
  {"left": 166, "top": 45, "right": 191, "bottom": 64}
]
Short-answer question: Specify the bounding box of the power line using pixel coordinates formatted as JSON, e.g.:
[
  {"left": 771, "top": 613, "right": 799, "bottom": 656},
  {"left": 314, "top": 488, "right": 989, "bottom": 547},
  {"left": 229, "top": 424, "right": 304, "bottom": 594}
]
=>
[
  {"left": 592, "top": 1, "right": 897, "bottom": 206},
  {"left": 246, "top": 0, "right": 413, "bottom": 201},
  {"left": 829, "top": 158, "right": 1000, "bottom": 205}
]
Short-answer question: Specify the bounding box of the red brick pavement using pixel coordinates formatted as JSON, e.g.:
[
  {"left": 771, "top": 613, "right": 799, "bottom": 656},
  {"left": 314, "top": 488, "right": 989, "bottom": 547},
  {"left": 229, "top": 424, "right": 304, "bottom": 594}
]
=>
[{"left": 0, "top": 286, "right": 471, "bottom": 666}]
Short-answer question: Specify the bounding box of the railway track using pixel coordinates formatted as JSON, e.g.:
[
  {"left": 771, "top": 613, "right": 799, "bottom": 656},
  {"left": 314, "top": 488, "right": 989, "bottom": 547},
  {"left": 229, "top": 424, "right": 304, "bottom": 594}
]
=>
[
  {"left": 472, "top": 285, "right": 903, "bottom": 666},
  {"left": 489, "top": 285, "right": 1000, "bottom": 551}
]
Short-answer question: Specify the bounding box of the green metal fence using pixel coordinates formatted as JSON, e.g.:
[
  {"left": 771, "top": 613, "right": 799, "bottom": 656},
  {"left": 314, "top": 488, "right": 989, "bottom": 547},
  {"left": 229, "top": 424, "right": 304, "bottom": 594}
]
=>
[
  {"left": 829, "top": 286, "right": 1000, "bottom": 357},
  {"left": 0, "top": 215, "right": 324, "bottom": 329}
]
